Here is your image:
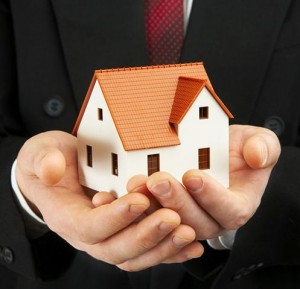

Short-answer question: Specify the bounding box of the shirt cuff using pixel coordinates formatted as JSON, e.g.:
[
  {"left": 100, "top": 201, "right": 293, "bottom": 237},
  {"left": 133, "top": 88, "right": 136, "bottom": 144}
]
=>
[
  {"left": 11, "top": 160, "right": 46, "bottom": 225},
  {"left": 207, "top": 230, "right": 237, "bottom": 250}
]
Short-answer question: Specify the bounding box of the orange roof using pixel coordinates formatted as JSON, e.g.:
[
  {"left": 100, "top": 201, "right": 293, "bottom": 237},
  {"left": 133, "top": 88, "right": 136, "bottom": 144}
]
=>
[
  {"left": 73, "top": 63, "right": 233, "bottom": 151},
  {"left": 170, "top": 77, "right": 233, "bottom": 124}
]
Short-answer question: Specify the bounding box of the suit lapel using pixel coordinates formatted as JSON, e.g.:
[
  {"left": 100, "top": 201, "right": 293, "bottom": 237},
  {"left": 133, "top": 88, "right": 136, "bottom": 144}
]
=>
[
  {"left": 50, "top": 0, "right": 148, "bottom": 107},
  {"left": 182, "top": 0, "right": 292, "bottom": 123}
]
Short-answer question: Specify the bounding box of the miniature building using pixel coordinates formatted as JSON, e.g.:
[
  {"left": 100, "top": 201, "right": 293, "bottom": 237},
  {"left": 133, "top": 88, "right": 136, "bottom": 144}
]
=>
[{"left": 73, "top": 62, "right": 233, "bottom": 196}]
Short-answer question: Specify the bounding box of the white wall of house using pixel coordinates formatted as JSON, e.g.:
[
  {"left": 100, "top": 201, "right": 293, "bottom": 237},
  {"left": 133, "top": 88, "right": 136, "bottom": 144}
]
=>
[
  {"left": 77, "top": 84, "right": 229, "bottom": 197},
  {"left": 176, "top": 87, "right": 229, "bottom": 187},
  {"left": 77, "top": 82, "right": 128, "bottom": 195},
  {"left": 124, "top": 87, "right": 229, "bottom": 190}
]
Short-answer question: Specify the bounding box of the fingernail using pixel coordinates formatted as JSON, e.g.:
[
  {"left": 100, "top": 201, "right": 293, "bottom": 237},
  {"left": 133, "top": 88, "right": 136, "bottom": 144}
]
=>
[
  {"left": 185, "top": 177, "right": 204, "bottom": 194},
  {"left": 172, "top": 236, "right": 191, "bottom": 246},
  {"left": 149, "top": 180, "right": 171, "bottom": 197}
]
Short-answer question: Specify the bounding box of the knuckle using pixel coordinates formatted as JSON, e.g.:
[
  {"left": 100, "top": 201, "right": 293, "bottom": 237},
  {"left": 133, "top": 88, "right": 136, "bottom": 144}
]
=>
[
  {"left": 136, "top": 234, "right": 157, "bottom": 251},
  {"left": 224, "top": 210, "right": 252, "bottom": 230},
  {"left": 222, "top": 199, "right": 258, "bottom": 230},
  {"left": 133, "top": 222, "right": 163, "bottom": 251}
]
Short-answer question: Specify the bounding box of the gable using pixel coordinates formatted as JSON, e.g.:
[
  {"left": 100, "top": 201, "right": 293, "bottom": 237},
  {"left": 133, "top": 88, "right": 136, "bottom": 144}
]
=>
[
  {"left": 170, "top": 77, "right": 234, "bottom": 124},
  {"left": 170, "top": 77, "right": 206, "bottom": 124}
]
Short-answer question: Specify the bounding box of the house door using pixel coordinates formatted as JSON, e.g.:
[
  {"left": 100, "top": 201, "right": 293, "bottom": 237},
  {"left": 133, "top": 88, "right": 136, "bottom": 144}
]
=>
[{"left": 148, "top": 154, "right": 160, "bottom": 175}]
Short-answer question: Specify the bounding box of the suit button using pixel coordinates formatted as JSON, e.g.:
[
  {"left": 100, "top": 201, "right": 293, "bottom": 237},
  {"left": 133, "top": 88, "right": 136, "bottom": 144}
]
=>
[
  {"left": 43, "top": 96, "right": 65, "bottom": 117},
  {"left": 0, "top": 246, "right": 14, "bottom": 264},
  {"left": 263, "top": 116, "right": 285, "bottom": 136}
]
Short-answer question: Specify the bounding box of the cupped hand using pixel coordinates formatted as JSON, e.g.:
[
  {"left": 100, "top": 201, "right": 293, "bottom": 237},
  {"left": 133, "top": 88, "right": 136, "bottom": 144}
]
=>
[
  {"left": 127, "top": 125, "right": 281, "bottom": 240},
  {"left": 15, "top": 131, "right": 203, "bottom": 271}
]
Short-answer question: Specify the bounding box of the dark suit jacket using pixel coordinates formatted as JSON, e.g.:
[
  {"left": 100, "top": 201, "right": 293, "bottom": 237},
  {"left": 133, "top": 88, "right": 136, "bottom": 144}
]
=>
[{"left": 1, "top": 0, "right": 300, "bottom": 288}]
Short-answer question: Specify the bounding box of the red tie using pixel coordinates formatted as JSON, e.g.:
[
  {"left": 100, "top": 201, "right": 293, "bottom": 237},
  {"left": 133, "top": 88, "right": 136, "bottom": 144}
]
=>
[{"left": 145, "top": 0, "right": 184, "bottom": 65}]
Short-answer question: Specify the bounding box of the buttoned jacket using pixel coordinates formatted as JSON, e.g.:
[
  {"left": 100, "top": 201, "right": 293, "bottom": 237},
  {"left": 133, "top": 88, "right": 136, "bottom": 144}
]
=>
[{"left": 1, "top": 0, "right": 300, "bottom": 288}]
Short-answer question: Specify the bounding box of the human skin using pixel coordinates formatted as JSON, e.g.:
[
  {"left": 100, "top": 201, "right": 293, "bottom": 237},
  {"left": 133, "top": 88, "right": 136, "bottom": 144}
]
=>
[
  {"left": 15, "top": 131, "right": 203, "bottom": 272},
  {"left": 15, "top": 124, "right": 280, "bottom": 271}
]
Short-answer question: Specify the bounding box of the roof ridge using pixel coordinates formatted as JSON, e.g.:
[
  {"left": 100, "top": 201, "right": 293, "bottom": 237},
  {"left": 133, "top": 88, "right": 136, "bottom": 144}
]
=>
[
  {"left": 95, "top": 62, "right": 204, "bottom": 74},
  {"left": 178, "top": 76, "right": 207, "bottom": 83}
]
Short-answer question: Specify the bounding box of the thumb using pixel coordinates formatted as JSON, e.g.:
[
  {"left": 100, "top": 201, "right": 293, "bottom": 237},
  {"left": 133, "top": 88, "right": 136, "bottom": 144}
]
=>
[
  {"left": 17, "top": 132, "right": 66, "bottom": 186},
  {"left": 242, "top": 128, "right": 281, "bottom": 169},
  {"left": 35, "top": 147, "right": 66, "bottom": 185}
]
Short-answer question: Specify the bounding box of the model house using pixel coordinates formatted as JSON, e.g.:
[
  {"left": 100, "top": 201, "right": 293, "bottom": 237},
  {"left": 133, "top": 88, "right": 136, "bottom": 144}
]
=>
[{"left": 73, "top": 62, "right": 233, "bottom": 196}]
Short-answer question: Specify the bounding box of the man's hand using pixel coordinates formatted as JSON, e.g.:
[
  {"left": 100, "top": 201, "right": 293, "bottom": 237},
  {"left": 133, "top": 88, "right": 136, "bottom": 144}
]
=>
[
  {"left": 127, "top": 125, "right": 281, "bottom": 240},
  {"left": 15, "top": 131, "right": 203, "bottom": 271}
]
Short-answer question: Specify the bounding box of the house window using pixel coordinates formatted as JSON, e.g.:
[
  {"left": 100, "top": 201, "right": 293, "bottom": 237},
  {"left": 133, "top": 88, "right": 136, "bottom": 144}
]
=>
[
  {"left": 199, "top": 106, "right": 209, "bottom": 119},
  {"left": 198, "top": 148, "right": 210, "bottom": 170},
  {"left": 148, "top": 154, "right": 160, "bottom": 176},
  {"left": 86, "top": 145, "right": 93, "bottom": 167},
  {"left": 112, "top": 153, "right": 118, "bottom": 176},
  {"left": 98, "top": 108, "right": 103, "bottom": 121}
]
